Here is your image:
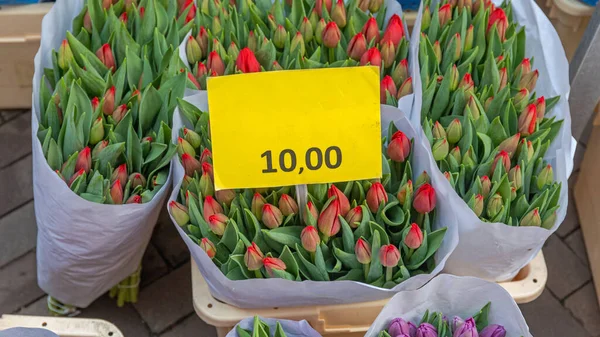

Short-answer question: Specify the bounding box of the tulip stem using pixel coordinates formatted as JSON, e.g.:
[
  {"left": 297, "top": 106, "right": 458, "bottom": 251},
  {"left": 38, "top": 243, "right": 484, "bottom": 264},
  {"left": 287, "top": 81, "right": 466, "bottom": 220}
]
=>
[
  {"left": 328, "top": 48, "right": 335, "bottom": 64},
  {"left": 363, "top": 263, "right": 370, "bottom": 281},
  {"left": 385, "top": 266, "right": 393, "bottom": 282},
  {"left": 417, "top": 213, "right": 424, "bottom": 227},
  {"left": 406, "top": 248, "right": 414, "bottom": 261},
  {"left": 310, "top": 251, "right": 316, "bottom": 262},
  {"left": 254, "top": 270, "right": 263, "bottom": 278}
]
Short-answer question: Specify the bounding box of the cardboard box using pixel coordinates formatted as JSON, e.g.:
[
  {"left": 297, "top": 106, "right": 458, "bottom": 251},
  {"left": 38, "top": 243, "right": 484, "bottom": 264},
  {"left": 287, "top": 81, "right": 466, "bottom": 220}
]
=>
[{"left": 0, "top": 3, "right": 52, "bottom": 109}]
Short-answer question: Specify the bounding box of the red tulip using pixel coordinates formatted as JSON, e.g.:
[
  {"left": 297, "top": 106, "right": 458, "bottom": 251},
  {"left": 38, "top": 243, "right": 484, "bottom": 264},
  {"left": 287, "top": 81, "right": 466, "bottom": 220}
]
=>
[
  {"left": 278, "top": 193, "right": 299, "bottom": 216},
  {"left": 200, "top": 238, "right": 217, "bottom": 259},
  {"left": 301, "top": 226, "right": 320, "bottom": 253},
  {"left": 488, "top": 7, "right": 509, "bottom": 40},
  {"left": 75, "top": 147, "right": 92, "bottom": 174},
  {"left": 182, "top": 153, "right": 202, "bottom": 177},
  {"left": 111, "top": 163, "right": 128, "bottom": 187},
  {"left": 518, "top": 104, "right": 537, "bottom": 136},
  {"left": 327, "top": 185, "right": 350, "bottom": 216},
  {"left": 535, "top": 96, "right": 546, "bottom": 119},
  {"left": 322, "top": 21, "right": 341, "bottom": 48},
  {"left": 263, "top": 257, "right": 287, "bottom": 277},
  {"left": 126, "top": 195, "right": 142, "bottom": 204},
  {"left": 361, "top": 17, "right": 380, "bottom": 44},
  {"left": 380, "top": 39, "right": 396, "bottom": 69},
  {"left": 203, "top": 195, "right": 223, "bottom": 223},
  {"left": 315, "top": 0, "right": 333, "bottom": 17},
  {"left": 355, "top": 238, "right": 372, "bottom": 264},
  {"left": 110, "top": 179, "right": 123, "bottom": 204},
  {"left": 207, "top": 51, "right": 225, "bottom": 76},
  {"left": 262, "top": 204, "right": 283, "bottom": 229},
  {"left": 366, "top": 182, "right": 388, "bottom": 213},
  {"left": 96, "top": 43, "right": 116, "bottom": 72},
  {"left": 413, "top": 183, "right": 436, "bottom": 214},
  {"left": 405, "top": 223, "right": 423, "bottom": 249},
  {"left": 345, "top": 206, "right": 363, "bottom": 228},
  {"left": 208, "top": 213, "right": 228, "bottom": 235},
  {"left": 318, "top": 199, "right": 341, "bottom": 238},
  {"left": 102, "top": 86, "right": 115, "bottom": 116},
  {"left": 492, "top": 150, "right": 511, "bottom": 174},
  {"left": 236, "top": 48, "right": 261, "bottom": 73},
  {"left": 438, "top": 4, "right": 452, "bottom": 27},
  {"left": 379, "top": 244, "right": 400, "bottom": 267},
  {"left": 360, "top": 47, "right": 382, "bottom": 67},
  {"left": 304, "top": 201, "right": 319, "bottom": 226},
  {"left": 68, "top": 169, "right": 85, "bottom": 187},
  {"left": 347, "top": 33, "right": 367, "bottom": 61},
  {"left": 382, "top": 14, "right": 405, "bottom": 47},
  {"left": 387, "top": 131, "right": 411, "bottom": 163},
  {"left": 244, "top": 242, "right": 264, "bottom": 270}
]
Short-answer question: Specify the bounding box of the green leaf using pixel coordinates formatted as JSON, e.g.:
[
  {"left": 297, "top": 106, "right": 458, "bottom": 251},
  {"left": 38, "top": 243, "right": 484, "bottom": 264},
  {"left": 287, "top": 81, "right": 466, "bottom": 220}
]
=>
[
  {"left": 314, "top": 244, "right": 330, "bottom": 281},
  {"left": 333, "top": 247, "right": 361, "bottom": 270},
  {"left": 261, "top": 226, "right": 303, "bottom": 248},
  {"left": 366, "top": 231, "right": 382, "bottom": 283},
  {"left": 295, "top": 243, "right": 328, "bottom": 281},
  {"left": 139, "top": 86, "right": 163, "bottom": 133}
]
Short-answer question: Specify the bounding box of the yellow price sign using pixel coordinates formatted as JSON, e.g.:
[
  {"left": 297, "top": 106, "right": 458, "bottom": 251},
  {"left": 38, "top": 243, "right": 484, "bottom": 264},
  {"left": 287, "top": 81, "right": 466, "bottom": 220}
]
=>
[{"left": 207, "top": 66, "right": 382, "bottom": 190}]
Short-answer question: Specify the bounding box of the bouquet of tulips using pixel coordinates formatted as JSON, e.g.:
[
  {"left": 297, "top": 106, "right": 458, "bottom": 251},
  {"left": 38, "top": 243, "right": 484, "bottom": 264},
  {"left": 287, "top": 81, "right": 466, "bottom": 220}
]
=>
[
  {"left": 167, "top": 94, "right": 456, "bottom": 308},
  {"left": 179, "top": 0, "right": 413, "bottom": 104},
  {"left": 32, "top": 0, "right": 195, "bottom": 309},
  {"left": 365, "top": 275, "right": 532, "bottom": 337},
  {"left": 227, "top": 316, "right": 322, "bottom": 337},
  {"left": 406, "top": 0, "right": 572, "bottom": 280},
  {"left": 377, "top": 303, "right": 514, "bottom": 337}
]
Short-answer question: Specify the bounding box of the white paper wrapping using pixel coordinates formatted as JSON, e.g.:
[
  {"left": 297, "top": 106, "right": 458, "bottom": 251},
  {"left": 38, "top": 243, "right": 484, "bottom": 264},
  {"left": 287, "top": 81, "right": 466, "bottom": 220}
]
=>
[
  {"left": 410, "top": 0, "right": 574, "bottom": 281},
  {"left": 365, "top": 274, "right": 532, "bottom": 337},
  {"left": 225, "top": 317, "right": 322, "bottom": 337},
  {"left": 168, "top": 92, "right": 458, "bottom": 308},
  {"left": 31, "top": 0, "right": 172, "bottom": 307}
]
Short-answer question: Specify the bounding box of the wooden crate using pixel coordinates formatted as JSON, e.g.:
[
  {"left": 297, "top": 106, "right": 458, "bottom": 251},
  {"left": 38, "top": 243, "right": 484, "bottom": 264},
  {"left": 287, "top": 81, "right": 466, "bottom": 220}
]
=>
[
  {"left": 574, "top": 110, "right": 600, "bottom": 308},
  {"left": 191, "top": 252, "right": 547, "bottom": 337},
  {"left": 0, "top": 3, "right": 52, "bottom": 109},
  {"left": 0, "top": 315, "right": 123, "bottom": 337}
]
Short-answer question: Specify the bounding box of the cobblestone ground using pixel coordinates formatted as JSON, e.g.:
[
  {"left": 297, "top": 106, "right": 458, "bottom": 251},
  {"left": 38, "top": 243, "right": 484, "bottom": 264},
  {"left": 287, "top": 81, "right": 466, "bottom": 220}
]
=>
[{"left": 0, "top": 110, "right": 597, "bottom": 337}]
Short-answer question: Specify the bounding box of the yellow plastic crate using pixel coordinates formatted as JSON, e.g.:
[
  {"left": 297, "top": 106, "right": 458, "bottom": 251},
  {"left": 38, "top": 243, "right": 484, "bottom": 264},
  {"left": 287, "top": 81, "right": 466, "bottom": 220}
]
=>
[
  {"left": 0, "top": 315, "right": 123, "bottom": 337},
  {"left": 191, "top": 251, "right": 547, "bottom": 337}
]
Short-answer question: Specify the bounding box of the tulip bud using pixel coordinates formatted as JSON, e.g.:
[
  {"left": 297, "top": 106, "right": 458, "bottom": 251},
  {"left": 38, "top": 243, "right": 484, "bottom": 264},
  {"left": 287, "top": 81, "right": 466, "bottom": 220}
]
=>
[
  {"left": 301, "top": 225, "right": 320, "bottom": 252},
  {"left": 397, "top": 180, "right": 413, "bottom": 206},
  {"left": 446, "top": 65, "right": 460, "bottom": 92},
  {"left": 361, "top": 17, "right": 380, "bottom": 44},
  {"left": 215, "top": 189, "right": 235, "bottom": 206},
  {"left": 318, "top": 199, "right": 341, "bottom": 238},
  {"left": 413, "top": 183, "right": 436, "bottom": 214},
  {"left": 480, "top": 324, "right": 507, "bottom": 337},
  {"left": 169, "top": 201, "right": 189, "bottom": 226},
  {"left": 226, "top": 42, "right": 239, "bottom": 60},
  {"left": 467, "top": 96, "right": 481, "bottom": 120},
  {"left": 498, "top": 133, "right": 520, "bottom": 158},
  {"left": 438, "top": 3, "right": 452, "bottom": 27},
  {"left": 387, "top": 131, "right": 411, "bottom": 163},
  {"left": 392, "top": 59, "right": 409, "bottom": 87},
  {"left": 542, "top": 211, "right": 557, "bottom": 230},
  {"left": 208, "top": 213, "right": 228, "bottom": 235},
  {"left": 181, "top": 153, "right": 202, "bottom": 177},
  {"left": 380, "top": 75, "right": 397, "bottom": 104},
  {"left": 454, "top": 318, "right": 478, "bottom": 337},
  {"left": 397, "top": 77, "right": 413, "bottom": 99},
  {"left": 128, "top": 172, "right": 146, "bottom": 189},
  {"left": 58, "top": 39, "right": 73, "bottom": 70},
  {"left": 519, "top": 70, "right": 539, "bottom": 92},
  {"left": 67, "top": 169, "right": 85, "bottom": 188},
  {"left": 420, "top": 5, "right": 431, "bottom": 30},
  {"left": 185, "top": 190, "right": 197, "bottom": 208},
  {"left": 290, "top": 32, "right": 305, "bottom": 56},
  {"left": 186, "top": 36, "right": 202, "bottom": 65},
  {"left": 446, "top": 119, "right": 462, "bottom": 144},
  {"left": 416, "top": 171, "right": 430, "bottom": 187},
  {"left": 388, "top": 318, "right": 417, "bottom": 337},
  {"left": 199, "top": 148, "right": 211, "bottom": 164},
  {"left": 452, "top": 316, "right": 465, "bottom": 334},
  {"left": 405, "top": 223, "right": 424, "bottom": 249},
  {"left": 185, "top": 3, "right": 196, "bottom": 23},
  {"left": 304, "top": 200, "right": 319, "bottom": 227},
  {"left": 360, "top": 47, "right": 382, "bottom": 67},
  {"left": 331, "top": 0, "right": 346, "bottom": 27},
  {"left": 486, "top": 193, "right": 504, "bottom": 219},
  {"left": 351, "top": 238, "right": 372, "bottom": 266},
  {"left": 380, "top": 39, "right": 396, "bottom": 69},
  {"left": 449, "top": 34, "right": 462, "bottom": 62},
  {"left": 468, "top": 194, "right": 484, "bottom": 217},
  {"left": 262, "top": 204, "right": 284, "bottom": 229},
  {"left": 74, "top": 147, "right": 92, "bottom": 174},
  {"left": 430, "top": 41, "right": 441, "bottom": 66},
  {"left": 346, "top": 33, "right": 368, "bottom": 62},
  {"left": 83, "top": 10, "right": 92, "bottom": 31},
  {"left": 278, "top": 194, "right": 299, "bottom": 216},
  {"left": 491, "top": 152, "right": 510, "bottom": 176},
  {"left": 519, "top": 208, "right": 542, "bottom": 227},
  {"left": 203, "top": 195, "right": 223, "bottom": 224},
  {"left": 322, "top": 22, "right": 341, "bottom": 48},
  {"left": 462, "top": 147, "right": 477, "bottom": 169},
  {"left": 202, "top": 161, "right": 214, "bottom": 179},
  {"left": 449, "top": 146, "right": 462, "bottom": 164},
  {"left": 300, "top": 17, "right": 314, "bottom": 43},
  {"left": 181, "top": 129, "right": 200, "bottom": 150},
  {"left": 244, "top": 242, "right": 264, "bottom": 271},
  {"left": 207, "top": 51, "right": 225, "bottom": 76},
  {"left": 484, "top": 96, "right": 494, "bottom": 111},
  {"left": 481, "top": 176, "right": 491, "bottom": 198},
  {"left": 315, "top": 19, "right": 327, "bottom": 44},
  {"left": 102, "top": 87, "right": 116, "bottom": 116},
  {"left": 384, "top": 16, "right": 405, "bottom": 48},
  {"left": 344, "top": 206, "right": 363, "bottom": 228},
  {"left": 263, "top": 257, "right": 287, "bottom": 277},
  {"left": 432, "top": 121, "right": 446, "bottom": 139},
  {"left": 459, "top": 73, "right": 475, "bottom": 95},
  {"left": 505, "top": 164, "right": 522, "bottom": 190},
  {"left": 315, "top": 0, "right": 333, "bottom": 16},
  {"left": 92, "top": 140, "right": 108, "bottom": 159},
  {"left": 518, "top": 104, "right": 537, "bottom": 137},
  {"left": 535, "top": 96, "right": 546, "bottom": 120},
  {"left": 199, "top": 172, "right": 214, "bottom": 199},
  {"left": 327, "top": 185, "right": 350, "bottom": 216},
  {"left": 124, "top": 194, "right": 141, "bottom": 204},
  {"left": 369, "top": 0, "right": 383, "bottom": 12},
  {"left": 309, "top": 8, "right": 319, "bottom": 29},
  {"left": 537, "top": 164, "right": 554, "bottom": 189},
  {"left": 199, "top": 238, "right": 217, "bottom": 259},
  {"left": 110, "top": 179, "right": 124, "bottom": 204},
  {"left": 96, "top": 43, "right": 116, "bottom": 72},
  {"left": 499, "top": 67, "right": 508, "bottom": 91},
  {"left": 110, "top": 163, "right": 127, "bottom": 187},
  {"left": 432, "top": 138, "right": 449, "bottom": 161},
  {"left": 87, "top": 117, "right": 104, "bottom": 145},
  {"left": 273, "top": 25, "right": 287, "bottom": 49},
  {"left": 465, "top": 25, "right": 474, "bottom": 51},
  {"left": 379, "top": 244, "right": 400, "bottom": 267},
  {"left": 252, "top": 193, "right": 266, "bottom": 220},
  {"left": 235, "top": 48, "right": 261, "bottom": 73},
  {"left": 488, "top": 7, "right": 509, "bottom": 40},
  {"left": 356, "top": 0, "right": 369, "bottom": 11},
  {"left": 196, "top": 27, "right": 209, "bottom": 56},
  {"left": 112, "top": 104, "right": 128, "bottom": 124},
  {"left": 366, "top": 182, "right": 388, "bottom": 213},
  {"left": 177, "top": 137, "right": 196, "bottom": 158}
]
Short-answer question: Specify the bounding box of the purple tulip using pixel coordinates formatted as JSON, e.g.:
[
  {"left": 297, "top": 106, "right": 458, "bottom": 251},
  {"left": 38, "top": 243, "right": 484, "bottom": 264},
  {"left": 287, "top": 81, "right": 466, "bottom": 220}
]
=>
[
  {"left": 451, "top": 316, "right": 465, "bottom": 333},
  {"left": 453, "top": 318, "right": 478, "bottom": 337},
  {"left": 416, "top": 323, "right": 437, "bottom": 337},
  {"left": 480, "top": 325, "right": 506, "bottom": 337},
  {"left": 388, "top": 318, "right": 417, "bottom": 337}
]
